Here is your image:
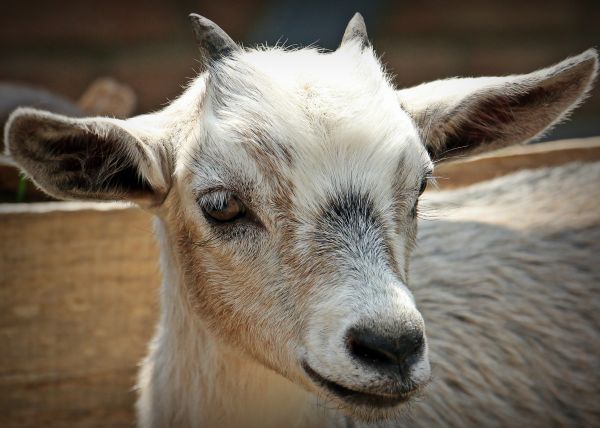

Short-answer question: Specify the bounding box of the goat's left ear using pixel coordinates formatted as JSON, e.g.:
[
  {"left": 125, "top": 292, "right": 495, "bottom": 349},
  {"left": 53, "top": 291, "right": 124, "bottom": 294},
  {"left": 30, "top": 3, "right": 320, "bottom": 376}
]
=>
[
  {"left": 5, "top": 108, "right": 172, "bottom": 207},
  {"left": 397, "top": 49, "right": 598, "bottom": 160}
]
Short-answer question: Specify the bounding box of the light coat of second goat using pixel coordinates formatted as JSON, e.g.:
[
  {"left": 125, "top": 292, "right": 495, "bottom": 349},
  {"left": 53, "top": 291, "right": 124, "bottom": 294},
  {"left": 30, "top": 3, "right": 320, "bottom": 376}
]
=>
[
  {"left": 4, "top": 12, "right": 599, "bottom": 428},
  {"left": 411, "top": 162, "right": 600, "bottom": 427}
]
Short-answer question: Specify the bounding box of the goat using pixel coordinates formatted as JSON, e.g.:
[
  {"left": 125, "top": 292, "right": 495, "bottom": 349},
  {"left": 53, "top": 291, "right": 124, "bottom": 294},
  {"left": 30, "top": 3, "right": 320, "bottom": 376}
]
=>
[
  {"left": 4, "top": 12, "right": 599, "bottom": 428},
  {"left": 412, "top": 162, "right": 600, "bottom": 427}
]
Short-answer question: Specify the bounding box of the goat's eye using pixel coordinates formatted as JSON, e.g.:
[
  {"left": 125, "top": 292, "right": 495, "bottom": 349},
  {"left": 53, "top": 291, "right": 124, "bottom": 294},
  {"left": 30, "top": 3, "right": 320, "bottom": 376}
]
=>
[{"left": 202, "top": 194, "right": 247, "bottom": 223}]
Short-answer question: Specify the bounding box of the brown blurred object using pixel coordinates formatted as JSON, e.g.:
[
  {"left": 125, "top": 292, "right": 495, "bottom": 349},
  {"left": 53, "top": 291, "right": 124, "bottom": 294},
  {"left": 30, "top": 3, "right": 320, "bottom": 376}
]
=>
[{"left": 77, "top": 77, "right": 137, "bottom": 118}]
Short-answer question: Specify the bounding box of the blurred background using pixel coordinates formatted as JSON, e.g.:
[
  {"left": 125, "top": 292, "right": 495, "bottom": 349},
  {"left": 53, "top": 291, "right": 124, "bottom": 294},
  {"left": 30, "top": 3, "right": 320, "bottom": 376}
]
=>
[{"left": 1, "top": 0, "right": 599, "bottom": 138}]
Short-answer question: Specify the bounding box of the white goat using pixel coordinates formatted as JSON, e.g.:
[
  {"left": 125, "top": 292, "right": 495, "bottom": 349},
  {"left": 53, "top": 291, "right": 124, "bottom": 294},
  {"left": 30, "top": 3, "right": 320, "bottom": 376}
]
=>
[{"left": 4, "top": 12, "right": 599, "bottom": 428}]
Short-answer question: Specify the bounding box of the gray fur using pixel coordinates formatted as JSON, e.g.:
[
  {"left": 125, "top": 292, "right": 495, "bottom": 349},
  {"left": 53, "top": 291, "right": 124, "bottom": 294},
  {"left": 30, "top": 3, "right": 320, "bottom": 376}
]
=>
[{"left": 409, "top": 162, "right": 600, "bottom": 426}]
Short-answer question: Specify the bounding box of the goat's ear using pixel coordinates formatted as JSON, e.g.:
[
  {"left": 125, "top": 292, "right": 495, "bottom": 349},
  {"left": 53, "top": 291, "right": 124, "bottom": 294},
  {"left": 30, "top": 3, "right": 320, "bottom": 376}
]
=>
[
  {"left": 397, "top": 49, "right": 598, "bottom": 161},
  {"left": 4, "top": 108, "right": 172, "bottom": 206}
]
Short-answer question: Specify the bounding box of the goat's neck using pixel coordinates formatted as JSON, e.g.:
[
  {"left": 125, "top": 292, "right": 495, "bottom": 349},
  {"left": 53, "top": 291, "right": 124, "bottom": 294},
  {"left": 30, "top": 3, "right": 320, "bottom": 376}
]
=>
[{"left": 143, "top": 218, "right": 339, "bottom": 428}]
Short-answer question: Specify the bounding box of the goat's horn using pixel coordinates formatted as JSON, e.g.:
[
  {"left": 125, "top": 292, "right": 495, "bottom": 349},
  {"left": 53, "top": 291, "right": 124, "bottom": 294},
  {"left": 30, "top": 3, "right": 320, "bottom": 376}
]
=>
[
  {"left": 340, "top": 12, "right": 369, "bottom": 48},
  {"left": 189, "top": 13, "right": 238, "bottom": 63}
]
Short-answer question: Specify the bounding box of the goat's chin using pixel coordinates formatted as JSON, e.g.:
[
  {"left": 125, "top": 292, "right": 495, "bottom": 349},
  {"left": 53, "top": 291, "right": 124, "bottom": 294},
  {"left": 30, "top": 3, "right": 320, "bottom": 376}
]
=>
[
  {"left": 319, "top": 392, "right": 418, "bottom": 424},
  {"left": 301, "top": 362, "right": 429, "bottom": 423}
]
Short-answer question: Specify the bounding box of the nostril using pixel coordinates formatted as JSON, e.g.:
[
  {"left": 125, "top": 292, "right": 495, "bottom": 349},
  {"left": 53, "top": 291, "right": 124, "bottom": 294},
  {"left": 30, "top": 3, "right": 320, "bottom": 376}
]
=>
[
  {"left": 346, "top": 327, "right": 424, "bottom": 371},
  {"left": 348, "top": 336, "right": 397, "bottom": 366}
]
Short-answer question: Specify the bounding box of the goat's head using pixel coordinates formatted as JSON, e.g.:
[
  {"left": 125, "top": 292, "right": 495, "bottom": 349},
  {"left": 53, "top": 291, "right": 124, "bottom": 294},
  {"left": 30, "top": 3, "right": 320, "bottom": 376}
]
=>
[{"left": 5, "top": 13, "right": 597, "bottom": 422}]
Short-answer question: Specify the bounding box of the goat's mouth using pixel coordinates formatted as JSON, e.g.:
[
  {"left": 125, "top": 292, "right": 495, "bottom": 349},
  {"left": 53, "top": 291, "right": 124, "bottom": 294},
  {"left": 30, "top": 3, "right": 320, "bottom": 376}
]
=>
[{"left": 302, "top": 362, "right": 415, "bottom": 408}]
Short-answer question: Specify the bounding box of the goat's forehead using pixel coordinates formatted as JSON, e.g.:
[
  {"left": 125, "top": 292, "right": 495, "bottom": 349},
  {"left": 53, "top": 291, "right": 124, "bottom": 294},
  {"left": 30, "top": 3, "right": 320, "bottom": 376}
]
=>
[
  {"left": 206, "top": 45, "right": 407, "bottom": 131},
  {"left": 212, "top": 45, "right": 391, "bottom": 96},
  {"left": 185, "top": 46, "right": 429, "bottom": 206},
  {"left": 189, "top": 125, "right": 428, "bottom": 211}
]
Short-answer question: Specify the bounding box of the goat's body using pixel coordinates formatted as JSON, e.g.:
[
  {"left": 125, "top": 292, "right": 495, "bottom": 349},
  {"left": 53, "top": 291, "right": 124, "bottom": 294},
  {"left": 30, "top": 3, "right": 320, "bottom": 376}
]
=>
[
  {"left": 410, "top": 162, "right": 600, "bottom": 427},
  {"left": 138, "top": 161, "right": 600, "bottom": 427}
]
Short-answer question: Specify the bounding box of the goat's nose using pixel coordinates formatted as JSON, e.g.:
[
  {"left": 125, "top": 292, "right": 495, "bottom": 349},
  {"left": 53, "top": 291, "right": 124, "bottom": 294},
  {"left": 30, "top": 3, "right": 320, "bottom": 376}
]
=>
[{"left": 346, "top": 326, "right": 424, "bottom": 373}]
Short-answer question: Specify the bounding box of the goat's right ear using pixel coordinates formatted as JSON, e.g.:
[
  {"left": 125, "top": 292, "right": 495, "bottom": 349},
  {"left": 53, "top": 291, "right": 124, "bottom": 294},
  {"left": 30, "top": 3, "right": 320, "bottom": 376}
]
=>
[
  {"left": 398, "top": 49, "right": 598, "bottom": 161},
  {"left": 4, "top": 108, "right": 172, "bottom": 207}
]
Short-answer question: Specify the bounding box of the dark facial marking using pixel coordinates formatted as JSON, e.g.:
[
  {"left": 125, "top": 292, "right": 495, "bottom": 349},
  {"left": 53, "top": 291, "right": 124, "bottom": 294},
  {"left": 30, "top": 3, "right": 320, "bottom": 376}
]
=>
[{"left": 314, "top": 189, "right": 398, "bottom": 272}]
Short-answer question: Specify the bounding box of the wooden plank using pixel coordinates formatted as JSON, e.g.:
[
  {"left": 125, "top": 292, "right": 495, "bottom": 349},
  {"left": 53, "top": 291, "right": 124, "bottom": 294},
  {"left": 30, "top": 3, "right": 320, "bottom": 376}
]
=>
[
  {"left": 433, "top": 137, "right": 600, "bottom": 189},
  {"left": 0, "top": 204, "right": 159, "bottom": 427}
]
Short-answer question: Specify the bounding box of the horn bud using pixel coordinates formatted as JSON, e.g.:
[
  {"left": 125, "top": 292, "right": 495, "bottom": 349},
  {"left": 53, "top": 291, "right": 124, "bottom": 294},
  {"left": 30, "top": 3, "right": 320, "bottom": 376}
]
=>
[
  {"left": 189, "top": 13, "right": 238, "bottom": 63},
  {"left": 340, "top": 12, "right": 369, "bottom": 48}
]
